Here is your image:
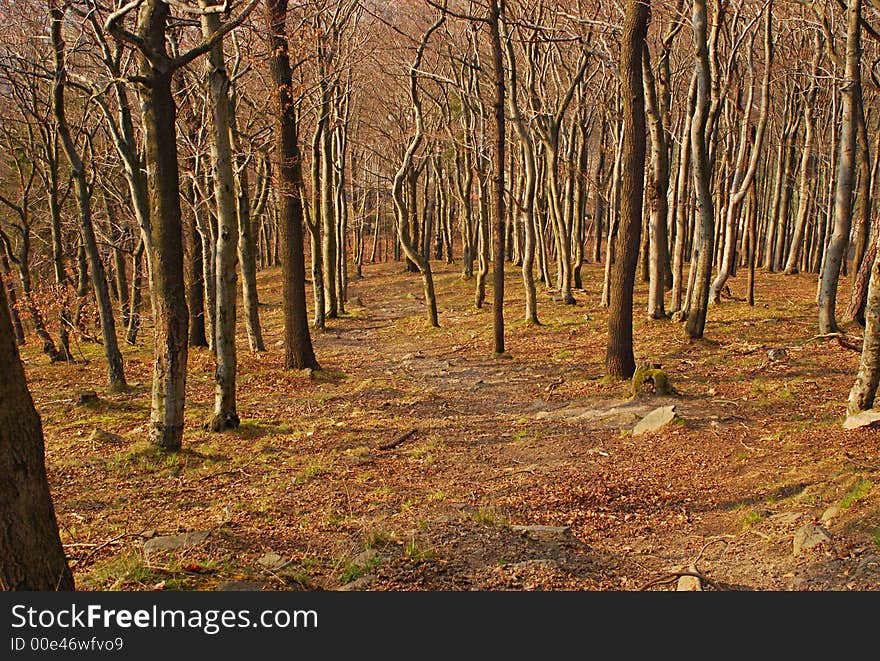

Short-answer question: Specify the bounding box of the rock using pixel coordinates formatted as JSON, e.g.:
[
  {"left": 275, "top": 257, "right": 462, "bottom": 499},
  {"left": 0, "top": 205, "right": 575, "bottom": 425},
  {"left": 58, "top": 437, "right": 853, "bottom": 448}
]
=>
[
  {"left": 820, "top": 506, "right": 842, "bottom": 525},
  {"left": 352, "top": 548, "right": 383, "bottom": 569},
  {"left": 854, "top": 555, "right": 880, "bottom": 578},
  {"left": 793, "top": 524, "right": 832, "bottom": 556},
  {"left": 767, "top": 348, "right": 788, "bottom": 361},
  {"left": 89, "top": 428, "right": 125, "bottom": 445},
  {"left": 511, "top": 525, "right": 572, "bottom": 543},
  {"left": 215, "top": 581, "right": 262, "bottom": 591},
  {"left": 676, "top": 565, "right": 702, "bottom": 591},
  {"left": 301, "top": 368, "right": 315, "bottom": 380},
  {"left": 76, "top": 390, "right": 100, "bottom": 406},
  {"left": 257, "top": 552, "right": 289, "bottom": 571},
  {"left": 770, "top": 512, "right": 803, "bottom": 525},
  {"left": 632, "top": 405, "right": 679, "bottom": 437},
  {"left": 337, "top": 575, "right": 376, "bottom": 591},
  {"left": 843, "top": 410, "right": 880, "bottom": 430},
  {"left": 788, "top": 576, "right": 807, "bottom": 590},
  {"left": 143, "top": 531, "right": 210, "bottom": 556},
  {"left": 506, "top": 559, "right": 558, "bottom": 572}
]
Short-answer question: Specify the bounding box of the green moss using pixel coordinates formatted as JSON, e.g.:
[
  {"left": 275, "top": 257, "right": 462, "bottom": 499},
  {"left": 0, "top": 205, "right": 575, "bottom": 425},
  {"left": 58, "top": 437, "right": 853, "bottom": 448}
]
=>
[{"left": 631, "top": 367, "right": 671, "bottom": 398}]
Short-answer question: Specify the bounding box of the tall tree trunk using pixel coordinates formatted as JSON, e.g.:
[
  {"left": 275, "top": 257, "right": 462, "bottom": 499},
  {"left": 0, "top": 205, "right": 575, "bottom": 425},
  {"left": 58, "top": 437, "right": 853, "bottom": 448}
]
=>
[
  {"left": 503, "top": 20, "right": 539, "bottom": 325},
  {"left": 320, "top": 93, "right": 338, "bottom": 318},
  {"left": 489, "top": 0, "right": 506, "bottom": 354},
  {"left": 848, "top": 245, "right": 880, "bottom": 413},
  {"left": 391, "top": 14, "right": 445, "bottom": 329},
  {"left": 784, "top": 42, "right": 820, "bottom": 275},
  {"left": 201, "top": 6, "right": 240, "bottom": 432},
  {"left": 684, "top": 0, "right": 715, "bottom": 340},
  {"left": 709, "top": 3, "right": 772, "bottom": 303},
  {"left": 230, "top": 92, "right": 266, "bottom": 352},
  {"left": 46, "top": 149, "right": 72, "bottom": 362},
  {"left": 134, "top": 2, "right": 189, "bottom": 450},
  {"left": 185, "top": 179, "right": 209, "bottom": 348},
  {"left": 643, "top": 44, "right": 671, "bottom": 319},
  {"left": 308, "top": 119, "right": 327, "bottom": 330},
  {"left": 606, "top": 0, "right": 649, "bottom": 378},
  {"left": 671, "top": 72, "right": 696, "bottom": 313},
  {"left": 265, "top": 0, "right": 320, "bottom": 370},
  {"left": 819, "top": 0, "right": 861, "bottom": 334},
  {"left": 51, "top": 7, "right": 126, "bottom": 389}
]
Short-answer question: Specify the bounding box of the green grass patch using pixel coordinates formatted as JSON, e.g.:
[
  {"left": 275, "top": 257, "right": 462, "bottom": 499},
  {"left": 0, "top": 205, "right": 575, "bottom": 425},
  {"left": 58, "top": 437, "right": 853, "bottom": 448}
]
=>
[
  {"left": 841, "top": 480, "right": 874, "bottom": 508},
  {"left": 403, "top": 539, "right": 435, "bottom": 562},
  {"left": 740, "top": 510, "right": 764, "bottom": 529}
]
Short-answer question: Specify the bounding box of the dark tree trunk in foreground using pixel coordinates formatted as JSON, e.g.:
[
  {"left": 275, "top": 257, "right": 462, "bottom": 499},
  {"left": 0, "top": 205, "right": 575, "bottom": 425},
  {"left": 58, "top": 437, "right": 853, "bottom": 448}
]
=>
[
  {"left": 606, "top": 0, "right": 650, "bottom": 379},
  {"left": 265, "top": 0, "right": 319, "bottom": 370},
  {"left": 0, "top": 279, "right": 74, "bottom": 591}
]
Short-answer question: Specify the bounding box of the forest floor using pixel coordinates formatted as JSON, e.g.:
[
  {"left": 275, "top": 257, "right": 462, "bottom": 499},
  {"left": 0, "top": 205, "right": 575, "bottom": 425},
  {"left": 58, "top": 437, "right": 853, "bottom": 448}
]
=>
[{"left": 23, "top": 260, "right": 880, "bottom": 591}]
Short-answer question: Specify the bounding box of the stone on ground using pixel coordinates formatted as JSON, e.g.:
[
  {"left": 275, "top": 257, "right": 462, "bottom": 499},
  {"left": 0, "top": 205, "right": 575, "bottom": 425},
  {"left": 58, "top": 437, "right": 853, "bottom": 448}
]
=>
[
  {"left": 143, "top": 530, "right": 210, "bottom": 556},
  {"left": 842, "top": 410, "right": 880, "bottom": 430},
  {"left": 793, "top": 524, "right": 832, "bottom": 556},
  {"left": 633, "top": 405, "right": 679, "bottom": 436}
]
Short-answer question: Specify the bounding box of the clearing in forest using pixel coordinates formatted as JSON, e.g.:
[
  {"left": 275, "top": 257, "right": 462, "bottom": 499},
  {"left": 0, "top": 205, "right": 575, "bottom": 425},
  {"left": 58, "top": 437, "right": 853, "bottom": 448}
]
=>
[{"left": 25, "top": 262, "right": 880, "bottom": 591}]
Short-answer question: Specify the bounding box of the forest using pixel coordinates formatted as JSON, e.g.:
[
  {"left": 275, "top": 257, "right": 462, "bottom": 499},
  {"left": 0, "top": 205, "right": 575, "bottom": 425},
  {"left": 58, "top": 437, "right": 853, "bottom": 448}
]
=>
[{"left": 3, "top": 0, "right": 880, "bottom": 593}]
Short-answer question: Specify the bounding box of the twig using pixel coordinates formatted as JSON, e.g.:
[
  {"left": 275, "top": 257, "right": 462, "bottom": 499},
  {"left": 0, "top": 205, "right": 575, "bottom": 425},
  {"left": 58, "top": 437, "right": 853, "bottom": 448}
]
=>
[
  {"left": 379, "top": 428, "right": 417, "bottom": 451},
  {"left": 842, "top": 454, "right": 880, "bottom": 472},
  {"left": 486, "top": 467, "right": 537, "bottom": 481},
  {"left": 691, "top": 538, "right": 730, "bottom": 566},
  {"left": 802, "top": 332, "right": 862, "bottom": 349},
  {"left": 69, "top": 531, "right": 140, "bottom": 568}
]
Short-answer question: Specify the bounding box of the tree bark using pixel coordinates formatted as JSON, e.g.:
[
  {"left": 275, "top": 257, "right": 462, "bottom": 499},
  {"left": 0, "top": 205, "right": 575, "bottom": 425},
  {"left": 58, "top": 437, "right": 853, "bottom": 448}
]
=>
[
  {"left": 265, "top": 0, "right": 320, "bottom": 370},
  {"left": 684, "top": 0, "right": 715, "bottom": 340},
  {"left": 0, "top": 269, "right": 74, "bottom": 591},
  {"left": 607, "top": 0, "right": 649, "bottom": 378},
  {"left": 489, "top": 0, "right": 506, "bottom": 354},
  {"left": 201, "top": 5, "right": 240, "bottom": 432},
  {"left": 819, "top": 0, "right": 861, "bottom": 334},
  {"left": 51, "top": 5, "right": 126, "bottom": 389}
]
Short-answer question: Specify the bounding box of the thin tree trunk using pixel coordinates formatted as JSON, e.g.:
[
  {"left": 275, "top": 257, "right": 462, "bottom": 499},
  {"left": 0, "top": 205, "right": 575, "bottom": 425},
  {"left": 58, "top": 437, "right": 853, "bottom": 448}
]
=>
[
  {"left": 51, "top": 8, "right": 126, "bottom": 389},
  {"left": 126, "top": 239, "right": 145, "bottom": 345}
]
